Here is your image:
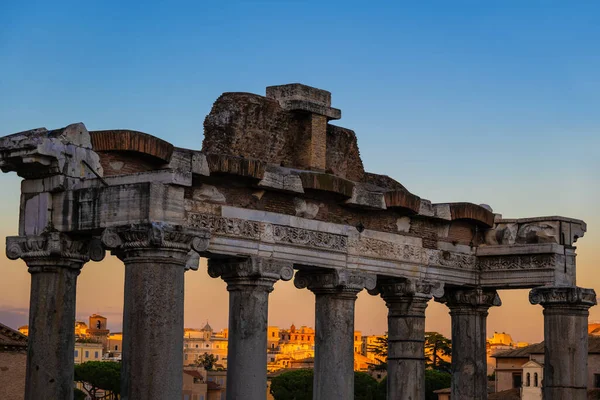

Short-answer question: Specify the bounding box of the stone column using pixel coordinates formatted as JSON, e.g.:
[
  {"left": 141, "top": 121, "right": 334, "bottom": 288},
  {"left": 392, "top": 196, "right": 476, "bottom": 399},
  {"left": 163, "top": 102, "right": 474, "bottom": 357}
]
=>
[
  {"left": 372, "top": 279, "right": 444, "bottom": 400},
  {"left": 6, "top": 232, "right": 104, "bottom": 400},
  {"left": 436, "top": 287, "right": 501, "bottom": 400},
  {"left": 101, "top": 224, "right": 209, "bottom": 400},
  {"left": 530, "top": 286, "right": 597, "bottom": 400},
  {"left": 208, "top": 257, "right": 293, "bottom": 400},
  {"left": 294, "top": 269, "right": 376, "bottom": 400}
]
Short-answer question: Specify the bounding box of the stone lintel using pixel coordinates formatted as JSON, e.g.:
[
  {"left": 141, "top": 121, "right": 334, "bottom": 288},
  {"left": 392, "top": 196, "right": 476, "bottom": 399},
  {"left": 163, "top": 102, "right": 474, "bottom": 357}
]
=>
[
  {"left": 294, "top": 268, "right": 376, "bottom": 296},
  {"left": 529, "top": 286, "right": 597, "bottom": 309},
  {"left": 6, "top": 232, "right": 105, "bottom": 270},
  {"left": 207, "top": 257, "right": 293, "bottom": 290},
  {"left": 477, "top": 243, "right": 564, "bottom": 256},
  {"left": 436, "top": 287, "right": 501, "bottom": 311},
  {"left": 266, "top": 84, "right": 341, "bottom": 120},
  {"left": 344, "top": 185, "right": 387, "bottom": 210},
  {"left": 101, "top": 223, "right": 210, "bottom": 260}
]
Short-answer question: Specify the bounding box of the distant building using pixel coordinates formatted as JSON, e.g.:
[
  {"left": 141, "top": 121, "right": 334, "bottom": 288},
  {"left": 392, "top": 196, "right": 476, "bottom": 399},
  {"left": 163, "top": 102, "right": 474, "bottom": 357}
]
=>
[
  {"left": 184, "top": 323, "right": 228, "bottom": 368},
  {"left": 74, "top": 341, "right": 104, "bottom": 364},
  {"left": 492, "top": 336, "right": 600, "bottom": 394},
  {"left": 0, "top": 322, "right": 27, "bottom": 400},
  {"left": 182, "top": 367, "right": 224, "bottom": 400}
]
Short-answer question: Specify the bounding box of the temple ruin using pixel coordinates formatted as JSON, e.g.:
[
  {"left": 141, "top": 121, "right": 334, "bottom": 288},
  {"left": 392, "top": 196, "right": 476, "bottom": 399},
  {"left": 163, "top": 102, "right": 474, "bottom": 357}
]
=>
[{"left": 0, "top": 83, "right": 595, "bottom": 400}]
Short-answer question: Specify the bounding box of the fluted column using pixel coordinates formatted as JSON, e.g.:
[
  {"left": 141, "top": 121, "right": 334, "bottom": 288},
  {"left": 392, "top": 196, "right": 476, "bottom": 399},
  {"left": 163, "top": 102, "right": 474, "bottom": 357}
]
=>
[
  {"left": 530, "top": 286, "right": 597, "bottom": 400},
  {"left": 295, "top": 269, "right": 376, "bottom": 400},
  {"left": 372, "top": 279, "right": 444, "bottom": 400},
  {"left": 6, "top": 232, "right": 105, "bottom": 400},
  {"left": 436, "top": 287, "right": 501, "bottom": 400},
  {"left": 102, "top": 224, "right": 209, "bottom": 400},
  {"left": 208, "top": 257, "right": 293, "bottom": 400}
]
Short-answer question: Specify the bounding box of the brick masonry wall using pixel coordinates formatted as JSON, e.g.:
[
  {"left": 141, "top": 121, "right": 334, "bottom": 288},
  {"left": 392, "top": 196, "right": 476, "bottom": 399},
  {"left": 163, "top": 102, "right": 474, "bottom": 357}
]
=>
[{"left": 98, "top": 151, "right": 163, "bottom": 176}]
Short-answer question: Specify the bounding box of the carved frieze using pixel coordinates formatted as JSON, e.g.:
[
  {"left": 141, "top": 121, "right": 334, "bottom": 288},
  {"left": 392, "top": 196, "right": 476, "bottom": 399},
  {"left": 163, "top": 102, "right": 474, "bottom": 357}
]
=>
[
  {"left": 529, "top": 286, "right": 597, "bottom": 307},
  {"left": 294, "top": 269, "right": 376, "bottom": 294},
  {"left": 6, "top": 232, "right": 105, "bottom": 269},
  {"left": 350, "top": 236, "right": 423, "bottom": 263},
  {"left": 187, "top": 213, "right": 261, "bottom": 240},
  {"left": 272, "top": 225, "right": 347, "bottom": 252},
  {"left": 478, "top": 254, "right": 562, "bottom": 271},
  {"left": 424, "top": 249, "right": 477, "bottom": 270}
]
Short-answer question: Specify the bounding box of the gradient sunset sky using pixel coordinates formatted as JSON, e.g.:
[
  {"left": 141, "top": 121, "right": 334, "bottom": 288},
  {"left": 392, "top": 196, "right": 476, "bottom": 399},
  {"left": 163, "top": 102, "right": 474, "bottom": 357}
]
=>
[{"left": 1, "top": 1, "right": 599, "bottom": 343}]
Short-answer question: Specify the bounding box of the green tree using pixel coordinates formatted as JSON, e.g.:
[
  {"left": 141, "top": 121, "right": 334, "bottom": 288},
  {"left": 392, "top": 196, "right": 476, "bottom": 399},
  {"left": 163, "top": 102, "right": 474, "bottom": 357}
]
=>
[
  {"left": 424, "top": 332, "right": 452, "bottom": 372},
  {"left": 269, "top": 369, "right": 384, "bottom": 400},
  {"left": 270, "top": 369, "right": 313, "bottom": 400},
  {"left": 195, "top": 352, "right": 218, "bottom": 370},
  {"left": 367, "top": 336, "right": 388, "bottom": 371},
  {"left": 74, "top": 361, "right": 120, "bottom": 399},
  {"left": 424, "top": 369, "right": 451, "bottom": 400},
  {"left": 74, "top": 388, "right": 87, "bottom": 400},
  {"left": 354, "top": 372, "right": 379, "bottom": 400}
]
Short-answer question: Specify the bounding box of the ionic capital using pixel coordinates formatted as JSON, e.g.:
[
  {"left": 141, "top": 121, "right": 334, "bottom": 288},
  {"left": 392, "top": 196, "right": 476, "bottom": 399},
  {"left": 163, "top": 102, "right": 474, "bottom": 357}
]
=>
[
  {"left": 101, "top": 223, "right": 210, "bottom": 256},
  {"left": 294, "top": 269, "right": 377, "bottom": 296},
  {"left": 529, "top": 286, "right": 597, "bottom": 309},
  {"left": 208, "top": 257, "right": 294, "bottom": 290},
  {"left": 6, "top": 232, "right": 105, "bottom": 271},
  {"left": 436, "top": 287, "right": 501, "bottom": 312},
  {"left": 371, "top": 278, "right": 444, "bottom": 300}
]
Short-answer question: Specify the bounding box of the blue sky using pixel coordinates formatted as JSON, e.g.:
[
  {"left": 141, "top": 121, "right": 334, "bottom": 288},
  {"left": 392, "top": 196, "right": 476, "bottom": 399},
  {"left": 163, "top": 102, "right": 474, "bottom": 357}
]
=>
[{"left": 0, "top": 1, "right": 599, "bottom": 340}]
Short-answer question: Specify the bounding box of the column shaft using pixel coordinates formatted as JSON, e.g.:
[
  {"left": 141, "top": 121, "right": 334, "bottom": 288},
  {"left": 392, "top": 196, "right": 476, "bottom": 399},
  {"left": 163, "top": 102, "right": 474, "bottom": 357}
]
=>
[
  {"left": 449, "top": 307, "right": 489, "bottom": 399},
  {"left": 208, "top": 257, "right": 293, "bottom": 400},
  {"left": 102, "top": 223, "right": 209, "bottom": 400},
  {"left": 121, "top": 250, "right": 186, "bottom": 400},
  {"left": 437, "top": 288, "right": 500, "bottom": 400},
  {"left": 530, "top": 286, "right": 597, "bottom": 400},
  {"left": 294, "top": 269, "right": 376, "bottom": 400},
  {"left": 226, "top": 285, "right": 270, "bottom": 400},
  {"left": 314, "top": 292, "right": 356, "bottom": 400},
  {"left": 26, "top": 267, "right": 80, "bottom": 400},
  {"left": 386, "top": 296, "right": 428, "bottom": 400}
]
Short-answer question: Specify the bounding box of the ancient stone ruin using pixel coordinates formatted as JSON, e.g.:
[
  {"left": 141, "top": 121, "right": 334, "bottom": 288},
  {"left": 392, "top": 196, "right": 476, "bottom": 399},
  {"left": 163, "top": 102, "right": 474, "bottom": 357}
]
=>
[{"left": 0, "top": 83, "right": 595, "bottom": 400}]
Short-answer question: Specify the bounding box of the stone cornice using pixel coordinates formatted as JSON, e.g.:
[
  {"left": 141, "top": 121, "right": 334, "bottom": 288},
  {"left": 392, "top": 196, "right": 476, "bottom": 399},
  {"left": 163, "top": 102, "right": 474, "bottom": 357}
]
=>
[
  {"left": 294, "top": 269, "right": 376, "bottom": 295},
  {"left": 436, "top": 287, "right": 501, "bottom": 309},
  {"left": 6, "top": 232, "right": 105, "bottom": 269},
  {"left": 529, "top": 286, "right": 597, "bottom": 307}
]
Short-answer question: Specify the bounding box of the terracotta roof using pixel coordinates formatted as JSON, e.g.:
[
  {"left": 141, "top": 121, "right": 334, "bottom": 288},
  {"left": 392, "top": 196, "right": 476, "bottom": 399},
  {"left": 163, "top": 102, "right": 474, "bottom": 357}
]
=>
[
  {"left": 493, "top": 336, "right": 600, "bottom": 358},
  {"left": 0, "top": 322, "right": 28, "bottom": 351},
  {"left": 183, "top": 370, "right": 203, "bottom": 379},
  {"left": 207, "top": 381, "right": 221, "bottom": 390}
]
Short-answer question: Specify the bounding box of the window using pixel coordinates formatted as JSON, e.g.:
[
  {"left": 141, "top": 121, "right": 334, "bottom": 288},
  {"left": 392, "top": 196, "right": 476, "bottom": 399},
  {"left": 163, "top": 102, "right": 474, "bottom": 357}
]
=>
[
  {"left": 115, "top": 345, "right": 118, "bottom": 351},
  {"left": 272, "top": 332, "right": 275, "bottom": 337},
  {"left": 94, "top": 351, "right": 99, "bottom": 359},
  {"left": 526, "top": 373, "right": 530, "bottom": 387},
  {"left": 534, "top": 373, "right": 539, "bottom": 387},
  {"left": 74, "top": 350, "right": 79, "bottom": 357},
  {"left": 85, "top": 351, "right": 89, "bottom": 358},
  {"left": 295, "top": 335, "right": 298, "bottom": 340},
  {"left": 206, "top": 344, "right": 210, "bottom": 348},
  {"left": 271, "top": 344, "right": 275, "bottom": 349},
  {"left": 512, "top": 373, "right": 522, "bottom": 388},
  {"left": 216, "top": 355, "right": 219, "bottom": 360},
  {"left": 594, "top": 374, "right": 600, "bottom": 388},
  {"left": 196, "top": 344, "right": 198, "bottom": 348},
  {"left": 185, "top": 354, "right": 188, "bottom": 360}
]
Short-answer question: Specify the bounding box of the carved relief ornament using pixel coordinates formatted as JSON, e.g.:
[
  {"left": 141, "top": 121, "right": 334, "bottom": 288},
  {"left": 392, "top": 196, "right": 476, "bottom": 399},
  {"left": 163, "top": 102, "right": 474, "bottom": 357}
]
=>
[
  {"left": 529, "top": 286, "right": 597, "bottom": 307},
  {"left": 6, "top": 231, "right": 105, "bottom": 269},
  {"left": 207, "top": 257, "right": 294, "bottom": 287},
  {"left": 294, "top": 269, "right": 377, "bottom": 294},
  {"left": 101, "top": 223, "right": 210, "bottom": 253},
  {"left": 436, "top": 287, "right": 501, "bottom": 309}
]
